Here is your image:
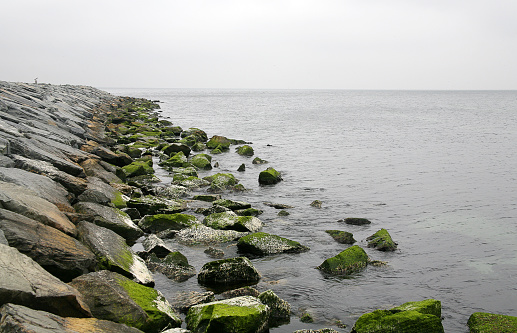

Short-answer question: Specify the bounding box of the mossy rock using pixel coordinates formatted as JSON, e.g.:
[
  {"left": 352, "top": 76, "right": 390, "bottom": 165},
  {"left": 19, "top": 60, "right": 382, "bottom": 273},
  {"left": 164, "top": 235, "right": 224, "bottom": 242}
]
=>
[
  {"left": 468, "top": 312, "right": 517, "bottom": 333},
  {"left": 162, "top": 143, "right": 191, "bottom": 158},
  {"left": 317, "top": 245, "right": 368, "bottom": 275},
  {"left": 171, "top": 166, "right": 199, "bottom": 178},
  {"left": 190, "top": 154, "right": 212, "bottom": 170},
  {"left": 121, "top": 160, "right": 154, "bottom": 178},
  {"left": 258, "top": 290, "right": 290, "bottom": 326},
  {"left": 139, "top": 213, "right": 198, "bottom": 233},
  {"left": 146, "top": 252, "right": 196, "bottom": 282},
  {"left": 203, "top": 173, "right": 238, "bottom": 192},
  {"left": 186, "top": 296, "right": 269, "bottom": 333},
  {"left": 212, "top": 199, "right": 251, "bottom": 211},
  {"left": 235, "top": 208, "right": 263, "bottom": 217},
  {"left": 175, "top": 224, "right": 248, "bottom": 246},
  {"left": 198, "top": 257, "right": 261, "bottom": 289},
  {"left": 325, "top": 230, "right": 356, "bottom": 244},
  {"left": 258, "top": 167, "right": 282, "bottom": 185},
  {"left": 351, "top": 299, "right": 444, "bottom": 333},
  {"left": 191, "top": 142, "right": 207, "bottom": 152},
  {"left": 175, "top": 176, "right": 211, "bottom": 189},
  {"left": 236, "top": 145, "right": 254, "bottom": 156},
  {"left": 366, "top": 228, "right": 397, "bottom": 251},
  {"left": 127, "top": 195, "right": 187, "bottom": 216},
  {"left": 252, "top": 157, "right": 268, "bottom": 164},
  {"left": 237, "top": 232, "right": 309, "bottom": 256},
  {"left": 203, "top": 211, "right": 263, "bottom": 233},
  {"left": 160, "top": 151, "right": 191, "bottom": 168},
  {"left": 193, "top": 194, "right": 222, "bottom": 202},
  {"left": 342, "top": 217, "right": 371, "bottom": 225},
  {"left": 206, "top": 135, "right": 232, "bottom": 150},
  {"left": 181, "top": 128, "right": 208, "bottom": 142},
  {"left": 161, "top": 126, "right": 183, "bottom": 137}
]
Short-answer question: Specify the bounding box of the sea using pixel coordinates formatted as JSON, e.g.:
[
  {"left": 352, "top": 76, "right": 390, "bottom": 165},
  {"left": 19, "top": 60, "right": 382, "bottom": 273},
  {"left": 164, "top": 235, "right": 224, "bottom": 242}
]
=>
[{"left": 105, "top": 88, "right": 517, "bottom": 332}]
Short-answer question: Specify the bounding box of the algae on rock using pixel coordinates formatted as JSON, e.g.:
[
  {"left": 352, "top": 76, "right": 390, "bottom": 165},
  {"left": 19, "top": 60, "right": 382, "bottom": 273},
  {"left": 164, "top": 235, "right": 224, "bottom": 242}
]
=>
[{"left": 317, "top": 245, "right": 368, "bottom": 275}]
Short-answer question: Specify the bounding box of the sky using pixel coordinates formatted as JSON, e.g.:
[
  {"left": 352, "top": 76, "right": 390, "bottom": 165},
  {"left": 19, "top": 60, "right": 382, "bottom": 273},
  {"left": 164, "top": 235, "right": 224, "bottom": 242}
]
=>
[{"left": 1, "top": 0, "right": 516, "bottom": 90}]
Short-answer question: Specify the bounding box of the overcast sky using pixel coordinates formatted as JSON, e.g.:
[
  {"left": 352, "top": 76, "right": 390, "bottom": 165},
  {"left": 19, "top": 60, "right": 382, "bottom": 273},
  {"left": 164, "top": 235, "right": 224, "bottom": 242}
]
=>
[{"left": 2, "top": 0, "right": 516, "bottom": 90}]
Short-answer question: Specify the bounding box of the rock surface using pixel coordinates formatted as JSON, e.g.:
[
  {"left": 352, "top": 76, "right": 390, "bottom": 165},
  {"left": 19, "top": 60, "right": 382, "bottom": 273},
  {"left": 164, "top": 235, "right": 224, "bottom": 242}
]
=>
[
  {"left": 468, "top": 312, "right": 517, "bottom": 333},
  {"left": 317, "top": 245, "right": 369, "bottom": 275},
  {"left": 237, "top": 232, "right": 309, "bottom": 256},
  {"left": 198, "top": 257, "right": 261, "bottom": 290},
  {"left": 367, "top": 228, "right": 398, "bottom": 251}
]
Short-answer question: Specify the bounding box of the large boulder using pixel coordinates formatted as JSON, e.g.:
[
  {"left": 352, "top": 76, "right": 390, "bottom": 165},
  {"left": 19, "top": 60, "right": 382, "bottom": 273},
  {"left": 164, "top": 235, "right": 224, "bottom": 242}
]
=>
[
  {"left": 203, "top": 211, "right": 263, "bottom": 233},
  {"left": 351, "top": 299, "right": 444, "bottom": 333},
  {"left": 367, "top": 228, "right": 398, "bottom": 251},
  {"left": 203, "top": 173, "right": 239, "bottom": 192},
  {"left": 258, "top": 289, "right": 290, "bottom": 326},
  {"left": 317, "top": 245, "right": 369, "bottom": 275},
  {"left": 69, "top": 270, "right": 181, "bottom": 332},
  {"left": 258, "top": 167, "right": 282, "bottom": 185},
  {"left": 175, "top": 224, "right": 248, "bottom": 245},
  {"left": 468, "top": 312, "right": 517, "bottom": 333},
  {"left": 74, "top": 201, "right": 143, "bottom": 243},
  {"left": 212, "top": 198, "right": 251, "bottom": 211},
  {"left": 236, "top": 145, "right": 254, "bottom": 156},
  {"left": 127, "top": 195, "right": 187, "bottom": 216},
  {"left": 0, "top": 180, "right": 76, "bottom": 236},
  {"left": 77, "top": 221, "right": 153, "bottom": 286},
  {"left": 80, "top": 158, "right": 123, "bottom": 184},
  {"left": 0, "top": 209, "right": 96, "bottom": 281},
  {"left": 206, "top": 135, "right": 231, "bottom": 151},
  {"left": 139, "top": 213, "right": 198, "bottom": 233},
  {"left": 162, "top": 143, "right": 191, "bottom": 158},
  {"left": 186, "top": 296, "right": 269, "bottom": 333},
  {"left": 121, "top": 160, "right": 154, "bottom": 178},
  {"left": 0, "top": 303, "right": 143, "bottom": 333},
  {"left": 197, "top": 257, "right": 261, "bottom": 289},
  {"left": 146, "top": 252, "right": 197, "bottom": 282},
  {"left": 237, "top": 232, "right": 309, "bottom": 256},
  {"left": 0, "top": 244, "right": 91, "bottom": 317},
  {"left": 77, "top": 176, "right": 127, "bottom": 208}
]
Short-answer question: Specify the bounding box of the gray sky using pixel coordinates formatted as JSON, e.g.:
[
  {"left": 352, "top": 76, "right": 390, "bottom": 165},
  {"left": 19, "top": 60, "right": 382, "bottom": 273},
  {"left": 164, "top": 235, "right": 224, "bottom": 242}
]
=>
[{"left": 2, "top": 0, "right": 516, "bottom": 90}]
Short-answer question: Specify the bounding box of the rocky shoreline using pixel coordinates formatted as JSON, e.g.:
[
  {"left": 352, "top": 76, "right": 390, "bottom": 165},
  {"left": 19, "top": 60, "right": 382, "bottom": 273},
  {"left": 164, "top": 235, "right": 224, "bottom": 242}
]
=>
[{"left": 0, "top": 81, "right": 515, "bottom": 332}]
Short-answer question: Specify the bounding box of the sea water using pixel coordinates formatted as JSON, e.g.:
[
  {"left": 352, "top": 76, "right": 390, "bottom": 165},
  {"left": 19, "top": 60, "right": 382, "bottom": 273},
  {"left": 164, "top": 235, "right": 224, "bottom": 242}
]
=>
[{"left": 105, "top": 88, "right": 517, "bottom": 332}]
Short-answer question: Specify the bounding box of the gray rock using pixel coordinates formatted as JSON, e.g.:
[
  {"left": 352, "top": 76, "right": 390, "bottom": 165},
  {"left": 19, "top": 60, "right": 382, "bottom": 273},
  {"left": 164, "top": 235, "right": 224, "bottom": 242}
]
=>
[
  {"left": 0, "top": 208, "right": 96, "bottom": 281},
  {"left": 219, "top": 286, "right": 260, "bottom": 299},
  {"left": 0, "top": 229, "right": 7, "bottom": 245},
  {"left": 142, "top": 234, "right": 174, "bottom": 258},
  {"left": 258, "top": 289, "right": 291, "bottom": 326},
  {"left": 0, "top": 180, "right": 76, "bottom": 236},
  {"left": 0, "top": 303, "right": 143, "bottom": 333},
  {"left": 0, "top": 244, "right": 91, "bottom": 317},
  {"left": 80, "top": 158, "right": 122, "bottom": 184},
  {"left": 0, "top": 155, "right": 14, "bottom": 167},
  {"left": 170, "top": 291, "right": 216, "bottom": 314},
  {"left": 198, "top": 257, "right": 261, "bottom": 289},
  {"left": 77, "top": 221, "right": 153, "bottom": 286},
  {"left": 146, "top": 252, "right": 197, "bottom": 282},
  {"left": 175, "top": 224, "right": 248, "bottom": 245},
  {"left": 237, "top": 232, "right": 310, "bottom": 256},
  {"left": 203, "top": 211, "right": 263, "bottom": 233}
]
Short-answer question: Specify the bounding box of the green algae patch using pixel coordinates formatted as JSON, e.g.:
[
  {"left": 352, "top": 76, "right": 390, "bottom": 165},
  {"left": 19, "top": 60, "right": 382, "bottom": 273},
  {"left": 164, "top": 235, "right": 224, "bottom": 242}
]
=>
[
  {"left": 160, "top": 151, "right": 191, "bottom": 168},
  {"left": 237, "top": 232, "right": 309, "bottom": 256},
  {"left": 236, "top": 145, "right": 254, "bottom": 156},
  {"left": 392, "top": 299, "right": 442, "bottom": 318},
  {"left": 325, "top": 230, "right": 356, "bottom": 244},
  {"left": 206, "top": 135, "right": 232, "bottom": 150},
  {"left": 203, "top": 212, "right": 262, "bottom": 233},
  {"left": 139, "top": 213, "right": 198, "bottom": 233},
  {"left": 111, "top": 191, "right": 127, "bottom": 209},
  {"left": 191, "top": 154, "right": 212, "bottom": 170},
  {"left": 468, "top": 312, "right": 517, "bottom": 333},
  {"left": 258, "top": 167, "right": 282, "bottom": 185},
  {"left": 122, "top": 160, "right": 154, "bottom": 178},
  {"left": 366, "top": 228, "right": 397, "bottom": 251},
  {"left": 186, "top": 296, "right": 269, "bottom": 333},
  {"left": 116, "top": 276, "right": 182, "bottom": 332},
  {"left": 352, "top": 309, "right": 444, "bottom": 333},
  {"left": 317, "top": 245, "right": 368, "bottom": 275},
  {"left": 203, "top": 173, "right": 238, "bottom": 192}
]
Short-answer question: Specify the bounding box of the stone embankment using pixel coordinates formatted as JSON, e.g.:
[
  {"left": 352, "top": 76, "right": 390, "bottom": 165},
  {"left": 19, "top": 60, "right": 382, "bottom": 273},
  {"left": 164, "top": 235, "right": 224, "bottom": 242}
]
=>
[{"left": 0, "top": 81, "right": 515, "bottom": 333}]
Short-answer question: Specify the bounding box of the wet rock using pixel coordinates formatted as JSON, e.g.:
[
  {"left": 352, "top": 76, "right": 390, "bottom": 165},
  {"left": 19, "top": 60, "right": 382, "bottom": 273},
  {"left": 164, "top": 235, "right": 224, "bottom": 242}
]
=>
[
  {"left": 0, "top": 303, "right": 143, "bottom": 333},
  {"left": 162, "top": 143, "right": 191, "bottom": 158},
  {"left": 203, "top": 172, "right": 238, "bottom": 192},
  {"left": 237, "top": 232, "right": 309, "bottom": 256},
  {"left": 258, "top": 289, "right": 291, "bottom": 326},
  {"left": 0, "top": 243, "right": 91, "bottom": 317},
  {"left": 236, "top": 145, "right": 254, "bottom": 156},
  {"left": 74, "top": 201, "right": 143, "bottom": 243},
  {"left": 190, "top": 153, "right": 212, "bottom": 170},
  {"left": 237, "top": 163, "right": 246, "bottom": 172},
  {"left": 204, "top": 246, "right": 225, "bottom": 259},
  {"left": 198, "top": 257, "right": 261, "bottom": 289},
  {"left": 139, "top": 213, "right": 198, "bottom": 233},
  {"left": 0, "top": 180, "right": 76, "bottom": 236},
  {"left": 235, "top": 207, "right": 263, "bottom": 216},
  {"left": 146, "top": 252, "right": 197, "bottom": 282},
  {"left": 263, "top": 201, "right": 294, "bottom": 209},
  {"left": 366, "top": 228, "right": 397, "bottom": 251},
  {"left": 77, "top": 221, "right": 153, "bottom": 286},
  {"left": 160, "top": 151, "right": 191, "bottom": 169},
  {"left": 0, "top": 166, "right": 74, "bottom": 212},
  {"left": 252, "top": 157, "right": 268, "bottom": 164},
  {"left": 154, "top": 184, "right": 191, "bottom": 199},
  {"left": 80, "top": 158, "right": 123, "bottom": 184},
  {"left": 325, "top": 230, "right": 356, "bottom": 244},
  {"left": 340, "top": 217, "right": 371, "bottom": 225},
  {"left": 293, "top": 329, "right": 340, "bottom": 333},
  {"left": 174, "top": 176, "right": 210, "bottom": 189},
  {"left": 277, "top": 210, "right": 290, "bottom": 216},
  {"left": 121, "top": 160, "right": 154, "bottom": 178},
  {"left": 186, "top": 296, "right": 269, "bottom": 333},
  {"left": 192, "top": 194, "right": 221, "bottom": 202},
  {"left": 220, "top": 286, "right": 260, "bottom": 299},
  {"left": 351, "top": 299, "right": 444, "bottom": 333},
  {"left": 212, "top": 198, "right": 251, "bottom": 211},
  {"left": 170, "top": 291, "right": 216, "bottom": 314},
  {"left": 203, "top": 211, "right": 263, "bottom": 233},
  {"left": 121, "top": 207, "right": 141, "bottom": 220},
  {"left": 175, "top": 224, "right": 248, "bottom": 245},
  {"left": 195, "top": 204, "right": 231, "bottom": 216},
  {"left": 0, "top": 208, "right": 96, "bottom": 281},
  {"left": 181, "top": 128, "right": 208, "bottom": 142},
  {"left": 206, "top": 135, "right": 232, "bottom": 151},
  {"left": 69, "top": 270, "right": 181, "bottom": 332},
  {"left": 317, "top": 245, "right": 368, "bottom": 275},
  {"left": 127, "top": 195, "right": 187, "bottom": 216},
  {"left": 258, "top": 167, "right": 282, "bottom": 185},
  {"left": 310, "top": 200, "right": 322, "bottom": 208},
  {"left": 468, "top": 312, "right": 517, "bottom": 333},
  {"left": 141, "top": 234, "right": 175, "bottom": 258}
]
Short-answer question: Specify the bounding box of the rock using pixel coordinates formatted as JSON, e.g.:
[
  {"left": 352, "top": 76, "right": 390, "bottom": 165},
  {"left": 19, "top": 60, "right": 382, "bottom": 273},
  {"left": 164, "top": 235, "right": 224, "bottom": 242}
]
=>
[
  {"left": 317, "top": 245, "right": 369, "bottom": 275},
  {"left": 0, "top": 155, "right": 14, "bottom": 167},
  {"left": 0, "top": 208, "right": 96, "bottom": 281},
  {"left": 155, "top": 184, "right": 191, "bottom": 199},
  {"left": 0, "top": 244, "right": 91, "bottom": 317},
  {"left": 203, "top": 211, "right": 263, "bottom": 233},
  {"left": 175, "top": 224, "right": 248, "bottom": 245},
  {"left": 0, "top": 303, "right": 143, "bottom": 333},
  {"left": 77, "top": 176, "right": 127, "bottom": 208},
  {"left": 252, "top": 157, "right": 268, "bottom": 164},
  {"left": 170, "top": 291, "right": 216, "bottom": 314},
  {"left": 0, "top": 180, "right": 77, "bottom": 236},
  {"left": 237, "top": 232, "right": 309, "bottom": 256},
  {"left": 0, "top": 229, "right": 7, "bottom": 245},
  {"left": 277, "top": 210, "right": 290, "bottom": 216},
  {"left": 351, "top": 299, "right": 444, "bottom": 333},
  {"left": 293, "top": 329, "right": 340, "bottom": 333},
  {"left": 80, "top": 158, "right": 123, "bottom": 184},
  {"left": 258, "top": 167, "right": 282, "bottom": 185},
  {"left": 236, "top": 145, "right": 254, "bottom": 156},
  {"left": 220, "top": 286, "right": 260, "bottom": 299},
  {"left": 237, "top": 163, "right": 246, "bottom": 172},
  {"left": 0, "top": 167, "right": 74, "bottom": 212},
  {"left": 122, "top": 207, "right": 141, "bottom": 220},
  {"left": 160, "top": 151, "right": 191, "bottom": 169},
  {"left": 127, "top": 195, "right": 187, "bottom": 215},
  {"left": 193, "top": 194, "right": 221, "bottom": 202},
  {"left": 196, "top": 204, "right": 231, "bottom": 216},
  {"left": 74, "top": 201, "right": 143, "bottom": 244},
  {"left": 141, "top": 234, "right": 174, "bottom": 258},
  {"left": 206, "top": 135, "right": 232, "bottom": 150},
  {"left": 162, "top": 143, "right": 191, "bottom": 158},
  {"left": 69, "top": 270, "right": 181, "bottom": 332},
  {"left": 258, "top": 289, "right": 291, "bottom": 326},
  {"left": 468, "top": 312, "right": 517, "bottom": 333},
  {"left": 203, "top": 172, "right": 238, "bottom": 192},
  {"left": 204, "top": 247, "right": 224, "bottom": 259},
  {"left": 212, "top": 198, "right": 251, "bottom": 210},
  {"left": 174, "top": 176, "right": 210, "bottom": 189},
  {"left": 325, "top": 230, "right": 356, "bottom": 244},
  {"left": 139, "top": 213, "right": 198, "bottom": 233},
  {"left": 197, "top": 257, "right": 261, "bottom": 289},
  {"left": 366, "top": 228, "right": 398, "bottom": 251},
  {"left": 340, "top": 217, "right": 371, "bottom": 225},
  {"left": 186, "top": 296, "right": 269, "bottom": 333},
  {"left": 235, "top": 207, "right": 263, "bottom": 216},
  {"left": 190, "top": 154, "right": 212, "bottom": 170},
  {"left": 263, "top": 201, "right": 293, "bottom": 209},
  {"left": 171, "top": 166, "right": 199, "bottom": 179},
  {"left": 310, "top": 200, "right": 322, "bottom": 208},
  {"left": 81, "top": 141, "right": 133, "bottom": 167},
  {"left": 181, "top": 128, "right": 208, "bottom": 142},
  {"left": 77, "top": 221, "right": 154, "bottom": 286},
  {"left": 121, "top": 160, "right": 154, "bottom": 178},
  {"left": 191, "top": 142, "right": 207, "bottom": 152},
  {"left": 146, "top": 252, "right": 197, "bottom": 282}
]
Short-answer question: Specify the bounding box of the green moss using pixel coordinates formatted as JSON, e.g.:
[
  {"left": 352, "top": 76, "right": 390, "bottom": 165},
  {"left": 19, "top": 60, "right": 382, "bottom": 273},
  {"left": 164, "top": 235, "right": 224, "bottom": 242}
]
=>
[
  {"left": 138, "top": 213, "right": 197, "bottom": 233},
  {"left": 206, "top": 135, "right": 231, "bottom": 150},
  {"left": 258, "top": 167, "right": 282, "bottom": 185},
  {"left": 352, "top": 309, "right": 444, "bottom": 333},
  {"left": 190, "top": 154, "right": 212, "bottom": 170},
  {"left": 237, "top": 232, "right": 309, "bottom": 255},
  {"left": 301, "top": 312, "right": 314, "bottom": 323},
  {"left": 317, "top": 245, "right": 368, "bottom": 275},
  {"left": 121, "top": 160, "right": 155, "bottom": 178},
  {"left": 236, "top": 145, "right": 254, "bottom": 156},
  {"left": 468, "top": 312, "right": 517, "bottom": 333},
  {"left": 392, "top": 299, "right": 441, "bottom": 318},
  {"left": 325, "top": 230, "right": 356, "bottom": 244},
  {"left": 111, "top": 191, "right": 127, "bottom": 209},
  {"left": 366, "top": 228, "right": 397, "bottom": 251},
  {"left": 203, "top": 173, "right": 238, "bottom": 192}
]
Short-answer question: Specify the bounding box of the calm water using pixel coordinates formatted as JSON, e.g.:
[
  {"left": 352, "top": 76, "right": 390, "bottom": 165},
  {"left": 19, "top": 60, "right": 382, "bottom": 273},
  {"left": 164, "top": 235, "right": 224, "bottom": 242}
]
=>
[{"left": 105, "top": 88, "right": 517, "bottom": 332}]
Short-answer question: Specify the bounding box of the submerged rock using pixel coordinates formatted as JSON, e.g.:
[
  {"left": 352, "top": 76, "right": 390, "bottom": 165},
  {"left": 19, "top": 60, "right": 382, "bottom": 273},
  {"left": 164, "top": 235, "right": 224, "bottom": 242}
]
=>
[
  {"left": 325, "top": 230, "right": 356, "bottom": 244},
  {"left": 203, "top": 211, "right": 263, "bottom": 233},
  {"left": 340, "top": 217, "right": 371, "bottom": 225},
  {"left": 366, "top": 228, "right": 397, "bottom": 251},
  {"left": 468, "top": 312, "right": 517, "bottom": 333},
  {"left": 175, "top": 224, "right": 247, "bottom": 245},
  {"left": 186, "top": 296, "right": 269, "bottom": 333},
  {"left": 138, "top": 213, "right": 198, "bottom": 233},
  {"left": 206, "top": 135, "right": 232, "bottom": 151},
  {"left": 69, "top": 270, "right": 181, "bottom": 332},
  {"left": 203, "top": 173, "right": 238, "bottom": 192},
  {"left": 258, "top": 289, "right": 291, "bottom": 326},
  {"left": 190, "top": 154, "right": 212, "bottom": 170},
  {"left": 317, "top": 245, "right": 368, "bottom": 275},
  {"left": 146, "top": 252, "right": 197, "bottom": 282},
  {"left": 252, "top": 157, "right": 268, "bottom": 164},
  {"left": 198, "top": 257, "right": 261, "bottom": 289},
  {"left": 237, "top": 232, "right": 309, "bottom": 256},
  {"left": 236, "top": 145, "right": 254, "bottom": 156},
  {"left": 258, "top": 167, "right": 282, "bottom": 185},
  {"left": 127, "top": 195, "right": 187, "bottom": 216}
]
